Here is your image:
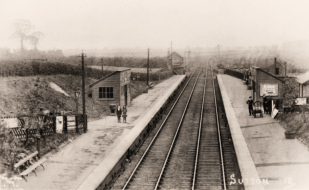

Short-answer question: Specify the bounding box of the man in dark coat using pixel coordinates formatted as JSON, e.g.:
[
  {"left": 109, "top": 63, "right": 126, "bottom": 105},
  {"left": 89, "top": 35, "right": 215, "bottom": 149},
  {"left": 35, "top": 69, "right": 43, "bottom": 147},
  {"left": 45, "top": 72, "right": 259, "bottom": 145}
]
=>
[
  {"left": 122, "top": 105, "right": 127, "bottom": 123},
  {"left": 267, "top": 97, "right": 272, "bottom": 115},
  {"left": 246, "top": 96, "right": 254, "bottom": 116},
  {"left": 263, "top": 94, "right": 268, "bottom": 114},
  {"left": 116, "top": 105, "right": 122, "bottom": 123}
]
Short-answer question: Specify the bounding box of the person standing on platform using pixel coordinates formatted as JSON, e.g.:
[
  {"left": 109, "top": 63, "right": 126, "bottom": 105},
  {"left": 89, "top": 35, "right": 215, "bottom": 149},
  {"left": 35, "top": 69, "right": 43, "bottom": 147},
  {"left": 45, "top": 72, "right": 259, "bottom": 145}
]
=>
[
  {"left": 246, "top": 96, "right": 254, "bottom": 116},
  {"left": 116, "top": 105, "right": 122, "bottom": 123},
  {"left": 267, "top": 97, "right": 272, "bottom": 115},
  {"left": 263, "top": 94, "right": 268, "bottom": 114},
  {"left": 122, "top": 105, "right": 127, "bottom": 123}
]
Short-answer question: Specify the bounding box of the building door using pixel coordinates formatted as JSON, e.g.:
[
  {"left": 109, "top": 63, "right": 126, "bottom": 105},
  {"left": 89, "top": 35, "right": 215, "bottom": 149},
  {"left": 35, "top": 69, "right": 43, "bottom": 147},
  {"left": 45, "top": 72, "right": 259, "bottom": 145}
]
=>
[{"left": 124, "top": 84, "right": 128, "bottom": 105}]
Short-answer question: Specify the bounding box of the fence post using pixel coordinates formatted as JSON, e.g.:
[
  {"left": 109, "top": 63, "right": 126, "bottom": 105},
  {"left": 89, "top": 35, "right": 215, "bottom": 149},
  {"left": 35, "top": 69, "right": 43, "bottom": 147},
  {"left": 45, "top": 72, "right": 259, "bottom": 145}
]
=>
[
  {"left": 52, "top": 116, "right": 56, "bottom": 133},
  {"left": 75, "top": 115, "right": 79, "bottom": 133},
  {"left": 83, "top": 115, "right": 87, "bottom": 133},
  {"left": 63, "top": 116, "right": 67, "bottom": 134}
]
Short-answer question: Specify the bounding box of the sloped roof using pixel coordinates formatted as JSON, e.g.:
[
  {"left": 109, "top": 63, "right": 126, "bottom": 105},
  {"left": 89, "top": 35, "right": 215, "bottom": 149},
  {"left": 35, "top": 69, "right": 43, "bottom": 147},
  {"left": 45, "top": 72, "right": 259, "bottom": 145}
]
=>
[
  {"left": 296, "top": 71, "right": 309, "bottom": 84},
  {"left": 168, "top": 51, "right": 183, "bottom": 59},
  {"left": 251, "top": 66, "right": 285, "bottom": 83},
  {"left": 89, "top": 68, "right": 131, "bottom": 88}
]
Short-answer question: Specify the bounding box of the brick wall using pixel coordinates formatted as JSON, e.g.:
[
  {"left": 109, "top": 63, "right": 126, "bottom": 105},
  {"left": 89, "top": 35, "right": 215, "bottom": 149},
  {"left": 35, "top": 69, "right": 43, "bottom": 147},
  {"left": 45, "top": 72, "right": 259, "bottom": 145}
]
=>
[{"left": 267, "top": 62, "right": 286, "bottom": 77}]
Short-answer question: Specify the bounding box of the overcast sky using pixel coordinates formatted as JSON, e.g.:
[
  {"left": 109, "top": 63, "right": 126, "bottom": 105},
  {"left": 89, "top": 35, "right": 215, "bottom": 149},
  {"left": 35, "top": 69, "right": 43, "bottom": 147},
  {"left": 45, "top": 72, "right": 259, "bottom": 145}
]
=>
[{"left": 1, "top": 0, "right": 309, "bottom": 50}]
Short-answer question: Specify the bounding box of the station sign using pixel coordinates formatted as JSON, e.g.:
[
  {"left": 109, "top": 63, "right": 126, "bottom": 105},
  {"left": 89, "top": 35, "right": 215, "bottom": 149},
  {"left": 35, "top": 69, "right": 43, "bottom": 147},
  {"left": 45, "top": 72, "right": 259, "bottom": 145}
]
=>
[
  {"left": 56, "top": 116, "right": 63, "bottom": 133},
  {"left": 260, "top": 84, "right": 278, "bottom": 96},
  {"left": 295, "top": 98, "right": 307, "bottom": 105}
]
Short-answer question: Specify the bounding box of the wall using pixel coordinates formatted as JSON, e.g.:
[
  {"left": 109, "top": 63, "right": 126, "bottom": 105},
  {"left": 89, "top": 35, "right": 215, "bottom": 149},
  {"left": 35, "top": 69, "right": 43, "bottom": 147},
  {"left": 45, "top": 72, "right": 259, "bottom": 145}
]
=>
[
  {"left": 267, "top": 62, "right": 286, "bottom": 77},
  {"left": 91, "top": 73, "right": 121, "bottom": 113},
  {"left": 173, "top": 67, "right": 184, "bottom": 75},
  {"left": 255, "top": 70, "right": 284, "bottom": 103},
  {"left": 302, "top": 82, "right": 309, "bottom": 97},
  {"left": 120, "top": 70, "right": 131, "bottom": 107}
]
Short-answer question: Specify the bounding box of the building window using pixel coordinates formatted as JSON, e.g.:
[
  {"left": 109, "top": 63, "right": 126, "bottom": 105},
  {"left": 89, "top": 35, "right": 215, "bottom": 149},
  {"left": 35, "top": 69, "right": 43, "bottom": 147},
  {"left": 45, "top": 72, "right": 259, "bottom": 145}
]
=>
[
  {"left": 99, "top": 87, "right": 113, "bottom": 99},
  {"left": 275, "top": 68, "right": 279, "bottom": 75}
]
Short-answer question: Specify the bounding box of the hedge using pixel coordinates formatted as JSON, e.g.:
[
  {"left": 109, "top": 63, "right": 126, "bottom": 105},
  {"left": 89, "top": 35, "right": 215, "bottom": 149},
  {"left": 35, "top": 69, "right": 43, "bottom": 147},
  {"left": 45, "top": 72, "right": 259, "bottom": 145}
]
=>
[{"left": 0, "top": 61, "right": 174, "bottom": 81}]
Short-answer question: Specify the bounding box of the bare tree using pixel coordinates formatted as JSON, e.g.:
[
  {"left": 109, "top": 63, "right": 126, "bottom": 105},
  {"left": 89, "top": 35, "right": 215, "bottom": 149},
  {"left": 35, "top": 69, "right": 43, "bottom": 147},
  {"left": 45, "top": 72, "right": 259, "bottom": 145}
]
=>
[
  {"left": 28, "top": 31, "right": 43, "bottom": 50},
  {"left": 12, "top": 20, "right": 43, "bottom": 52},
  {"left": 12, "top": 20, "right": 33, "bottom": 52}
]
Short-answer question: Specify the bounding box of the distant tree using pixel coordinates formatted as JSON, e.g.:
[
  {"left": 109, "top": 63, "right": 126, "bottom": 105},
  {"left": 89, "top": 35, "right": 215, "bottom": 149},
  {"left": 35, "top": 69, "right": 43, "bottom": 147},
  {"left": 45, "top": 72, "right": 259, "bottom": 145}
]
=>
[
  {"left": 12, "top": 20, "right": 43, "bottom": 52},
  {"left": 12, "top": 19, "right": 33, "bottom": 52},
  {"left": 28, "top": 31, "right": 43, "bottom": 50}
]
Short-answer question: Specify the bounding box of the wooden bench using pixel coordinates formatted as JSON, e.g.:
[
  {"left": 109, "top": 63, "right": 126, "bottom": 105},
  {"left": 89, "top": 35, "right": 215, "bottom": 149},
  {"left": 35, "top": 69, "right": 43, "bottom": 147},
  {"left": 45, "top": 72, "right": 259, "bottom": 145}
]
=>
[{"left": 14, "top": 151, "right": 47, "bottom": 181}]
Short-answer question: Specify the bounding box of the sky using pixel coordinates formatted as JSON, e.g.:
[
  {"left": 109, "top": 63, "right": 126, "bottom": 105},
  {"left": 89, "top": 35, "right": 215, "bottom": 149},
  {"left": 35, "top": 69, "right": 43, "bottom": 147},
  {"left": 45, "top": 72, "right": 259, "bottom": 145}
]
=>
[{"left": 1, "top": 0, "right": 309, "bottom": 50}]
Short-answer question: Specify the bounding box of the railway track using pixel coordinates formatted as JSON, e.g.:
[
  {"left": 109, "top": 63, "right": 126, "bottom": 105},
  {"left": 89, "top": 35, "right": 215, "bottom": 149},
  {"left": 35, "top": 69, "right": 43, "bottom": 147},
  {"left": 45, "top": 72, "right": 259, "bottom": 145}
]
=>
[{"left": 110, "top": 67, "right": 243, "bottom": 190}]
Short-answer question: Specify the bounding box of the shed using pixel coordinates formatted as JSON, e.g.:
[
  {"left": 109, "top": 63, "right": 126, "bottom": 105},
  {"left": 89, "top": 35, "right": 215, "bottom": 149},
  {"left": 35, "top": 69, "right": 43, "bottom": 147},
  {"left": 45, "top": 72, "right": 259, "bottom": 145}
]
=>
[{"left": 89, "top": 68, "right": 131, "bottom": 115}]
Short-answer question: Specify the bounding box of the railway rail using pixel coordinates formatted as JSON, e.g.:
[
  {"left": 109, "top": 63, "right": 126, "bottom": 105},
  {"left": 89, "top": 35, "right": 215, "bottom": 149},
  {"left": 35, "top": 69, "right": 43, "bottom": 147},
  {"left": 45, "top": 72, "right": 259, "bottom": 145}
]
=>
[{"left": 110, "top": 67, "right": 243, "bottom": 190}]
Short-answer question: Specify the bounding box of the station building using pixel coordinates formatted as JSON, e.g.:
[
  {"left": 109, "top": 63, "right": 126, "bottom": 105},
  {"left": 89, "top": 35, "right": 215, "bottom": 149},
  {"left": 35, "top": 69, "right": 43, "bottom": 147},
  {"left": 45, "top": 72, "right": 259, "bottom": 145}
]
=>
[
  {"left": 249, "top": 66, "right": 285, "bottom": 109},
  {"left": 89, "top": 68, "right": 131, "bottom": 115}
]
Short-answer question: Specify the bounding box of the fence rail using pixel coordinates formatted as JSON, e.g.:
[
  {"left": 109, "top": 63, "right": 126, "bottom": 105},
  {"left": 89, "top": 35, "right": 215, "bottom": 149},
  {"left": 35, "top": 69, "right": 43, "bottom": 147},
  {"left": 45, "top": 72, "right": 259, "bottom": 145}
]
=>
[
  {"left": 224, "top": 69, "right": 244, "bottom": 79},
  {"left": 2, "top": 114, "right": 88, "bottom": 139}
]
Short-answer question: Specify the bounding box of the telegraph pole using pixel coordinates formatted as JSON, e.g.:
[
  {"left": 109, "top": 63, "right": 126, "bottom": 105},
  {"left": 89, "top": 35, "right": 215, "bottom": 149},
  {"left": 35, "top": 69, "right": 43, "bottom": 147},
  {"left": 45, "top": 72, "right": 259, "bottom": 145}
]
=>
[
  {"left": 147, "top": 49, "right": 150, "bottom": 86},
  {"left": 101, "top": 58, "right": 104, "bottom": 77},
  {"left": 170, "top": 41, "right": 173, "bottom": 69},
  {"left": 217, "top": 44, "right": 221, "bottom": 65},
  {"left": 81, "top": 52, "right": 87, "bottom": 133}
]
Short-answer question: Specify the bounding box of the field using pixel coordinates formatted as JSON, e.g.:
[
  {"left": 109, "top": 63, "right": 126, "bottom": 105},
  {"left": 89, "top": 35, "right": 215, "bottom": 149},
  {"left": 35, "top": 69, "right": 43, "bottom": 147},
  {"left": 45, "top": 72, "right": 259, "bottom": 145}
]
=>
[{"left": 89, "top": 65, "right": 162, "bottom": 73}]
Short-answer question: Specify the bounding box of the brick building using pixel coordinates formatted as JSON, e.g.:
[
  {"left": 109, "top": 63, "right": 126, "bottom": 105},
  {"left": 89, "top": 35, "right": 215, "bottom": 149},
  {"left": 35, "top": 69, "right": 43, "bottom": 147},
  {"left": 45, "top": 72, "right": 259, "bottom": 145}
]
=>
[
  {"left": 265, "top": 58, "right": 287, "bottom": 77},
  {"left": 89, "top": 68, "right": 131, "bottom": 115},
  {"left": 250, "top": 66, "right": 285, "bottom": 110}
]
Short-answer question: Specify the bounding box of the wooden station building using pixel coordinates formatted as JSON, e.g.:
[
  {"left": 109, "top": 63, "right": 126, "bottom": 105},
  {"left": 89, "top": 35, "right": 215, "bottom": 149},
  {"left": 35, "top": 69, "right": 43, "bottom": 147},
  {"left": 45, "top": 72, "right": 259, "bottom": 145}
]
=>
[
  {"left": 249, "top": 66, "right": 285, "bottom": 110},
  {"left": 89, "top": 68, "right": 131, "bottom": 115}
]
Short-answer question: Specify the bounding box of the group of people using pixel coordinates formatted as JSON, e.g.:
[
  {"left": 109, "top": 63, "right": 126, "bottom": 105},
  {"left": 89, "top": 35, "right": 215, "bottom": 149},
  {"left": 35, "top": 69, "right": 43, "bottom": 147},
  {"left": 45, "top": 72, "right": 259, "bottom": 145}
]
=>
[
  {"left": 116, "top": 105, "right": 127, "bottom": 123},
  {"left": 246, "top": 94, "right": 272, "bottom": 116}
]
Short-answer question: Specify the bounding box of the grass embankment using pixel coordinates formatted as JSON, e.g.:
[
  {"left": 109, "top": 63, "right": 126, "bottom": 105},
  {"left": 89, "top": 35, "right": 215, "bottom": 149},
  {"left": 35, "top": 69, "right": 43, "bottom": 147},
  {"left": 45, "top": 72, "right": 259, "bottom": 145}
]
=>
[
  {"left": 0, "top": 60, "right": 173, "bottom": 176},
  {"left": 277, "top": 111, "right": 309, "bottom": 147},
  {"left": 0, "top": 75, "right": 155, "bottom": 176},
  {"left": 0, "top": 75, "right": 156, "bottom": 118}
]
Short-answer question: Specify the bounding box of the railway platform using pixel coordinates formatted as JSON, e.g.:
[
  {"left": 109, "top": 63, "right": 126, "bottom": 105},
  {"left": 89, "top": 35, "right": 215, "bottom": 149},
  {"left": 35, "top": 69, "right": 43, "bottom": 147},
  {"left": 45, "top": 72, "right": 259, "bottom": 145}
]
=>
[
  {"left": 218, "top": 74, "right": 309, "bottom": 190},
  {"left": 17, "top": 75, "right": 186, "bottom": 190}
]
